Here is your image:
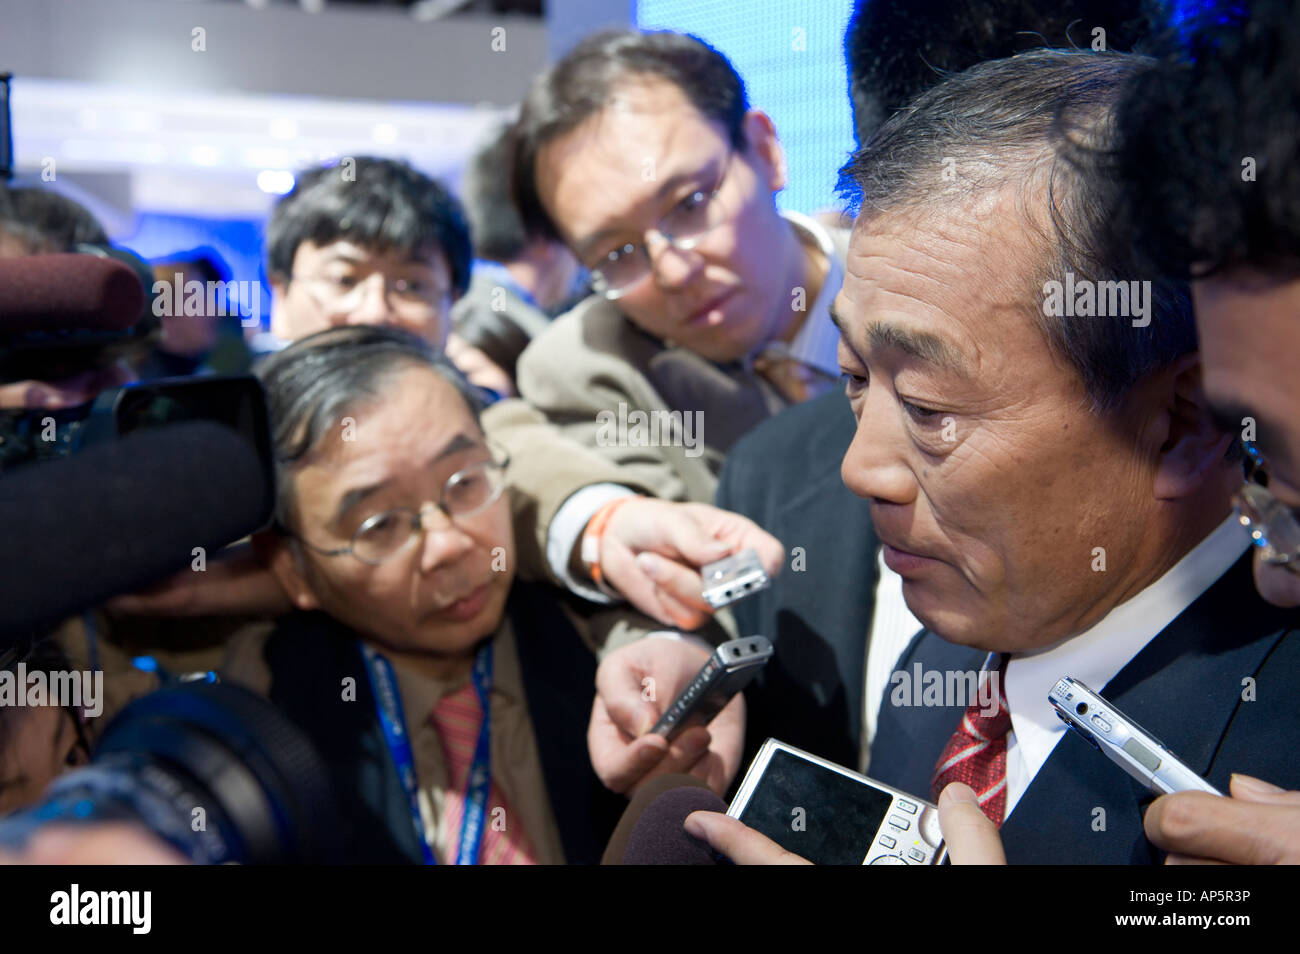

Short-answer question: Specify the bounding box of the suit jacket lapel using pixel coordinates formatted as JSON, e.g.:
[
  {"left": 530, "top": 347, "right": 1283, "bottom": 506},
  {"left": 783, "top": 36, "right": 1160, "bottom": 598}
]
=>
[
  {"left": 508, "top": 582, "right": 625, "bottom": 864},
  {"left": 1002, "top": 552, "right": 1296, "bottom": 863},
  {"left": 866, "top": 630, "right": 988, "bottom": 797},
  {"left": 741, "top": 444, "right": 881, "bottom": 769}
]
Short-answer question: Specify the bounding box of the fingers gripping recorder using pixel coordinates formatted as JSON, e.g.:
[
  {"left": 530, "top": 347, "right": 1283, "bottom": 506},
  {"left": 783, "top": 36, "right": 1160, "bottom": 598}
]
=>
[
  {"left": 648, "top": 549, "right": 775, "bottom": 740},
  {"left": 650, "top": 636, "right": 773, "bottom": 740}
]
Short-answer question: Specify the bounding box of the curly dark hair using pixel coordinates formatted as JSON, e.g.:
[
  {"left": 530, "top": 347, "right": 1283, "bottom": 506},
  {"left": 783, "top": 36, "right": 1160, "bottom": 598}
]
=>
[{"left": 1112, "top": 0, "right": 1300, "bottom": 280}]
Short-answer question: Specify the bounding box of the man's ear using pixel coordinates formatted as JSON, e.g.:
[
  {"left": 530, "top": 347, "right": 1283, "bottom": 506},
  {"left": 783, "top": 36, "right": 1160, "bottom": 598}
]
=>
[
  {"left": 252, "top": 528, "right": 320, "bottom": 612},
  {"left": 740, "top": 110, "right": 787, "bottom": 193},
  {"left": 1150, "top": 352, "right": 1236, "bottom": 500}
]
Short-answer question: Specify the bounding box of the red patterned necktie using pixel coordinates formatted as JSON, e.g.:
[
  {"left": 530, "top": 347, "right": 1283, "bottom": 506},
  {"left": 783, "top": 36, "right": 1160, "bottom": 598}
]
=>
[
  {"left": 430, "top": 682, "right": 537, "bottom": 865},
  {"left": 930, "top": 661, "right": 1012, "bottom": 827}
]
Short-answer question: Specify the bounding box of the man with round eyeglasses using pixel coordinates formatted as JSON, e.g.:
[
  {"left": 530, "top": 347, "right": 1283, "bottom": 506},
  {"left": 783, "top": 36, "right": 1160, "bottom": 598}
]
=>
[
  {"left": 227, "top": 324, "right": 738, "bottom": 863},
  {"left": 287, "top": 446, "right": 512, "bottom": 571}
]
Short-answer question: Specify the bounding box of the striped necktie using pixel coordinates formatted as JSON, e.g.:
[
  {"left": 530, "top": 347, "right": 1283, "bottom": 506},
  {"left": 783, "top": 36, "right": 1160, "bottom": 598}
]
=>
[
  {"left": 929, "top": 661, "right": 1012, "bottom": 826},
  {"left": 430, "top": 681, "right": 537, "bottom": 865}
]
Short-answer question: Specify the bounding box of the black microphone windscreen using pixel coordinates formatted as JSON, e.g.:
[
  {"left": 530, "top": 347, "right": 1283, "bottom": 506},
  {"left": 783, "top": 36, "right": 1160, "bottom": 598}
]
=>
[
  {"left": 621, "top": 785, "right": 728, "bottom": 865},
  {"left": 0, "top": 421, "right": 271, "bottom": 638},
  {"left": 0, "top": 254, "right": 144, "bottom": 335}
]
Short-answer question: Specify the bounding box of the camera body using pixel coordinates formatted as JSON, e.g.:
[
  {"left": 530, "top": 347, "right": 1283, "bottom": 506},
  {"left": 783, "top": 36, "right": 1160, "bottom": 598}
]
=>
[
  {"left": 0, "top": 682, "right": 342, "bottom": 864},
  {"left": 727, "top": 739, "right": 946, "bottom": 865}
]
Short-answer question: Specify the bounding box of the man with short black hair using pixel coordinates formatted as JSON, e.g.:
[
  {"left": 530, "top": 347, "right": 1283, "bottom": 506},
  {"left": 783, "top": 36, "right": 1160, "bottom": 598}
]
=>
[
  {"left": 508, "top": 29, "right": 847, "bottom": 505},
  {"left": 1075, "top": 0, "right": 1300, "bottom": 866},
  {"left": 844, "top": 0, "right": 1150, "bottom": 144},
  {"left": 942, "top": 0, "right": 1300, "bottom": 868},
  {"left": 684, "top": 48, "right": 1300, "bottom": 865},
  {"left": 267, "top": 156, "right": 471, "bottom": 348}
]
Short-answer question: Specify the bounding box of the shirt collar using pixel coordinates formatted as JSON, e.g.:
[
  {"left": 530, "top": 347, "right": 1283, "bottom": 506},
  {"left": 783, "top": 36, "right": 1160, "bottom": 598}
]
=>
[
  {"left": 1003, "top": 515, "right": 1251, "bottom": 778},
  {"left": 471, "top": 260, "right": 539, "bottom": 309},
  {"left": 772, "top": 210, "right": 844, "bottom": 378}
]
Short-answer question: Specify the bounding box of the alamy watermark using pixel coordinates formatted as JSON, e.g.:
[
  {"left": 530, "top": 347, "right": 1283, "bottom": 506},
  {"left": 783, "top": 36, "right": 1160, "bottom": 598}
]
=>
[
  {"left": 888, "top": 663, "right": 1001, "bottom": 717},
  {"left": 0, "top": 665, "right": 103, "bottom": 717},
  {"left": 50, "top": 884, "right": 151, "bottom": 934},
  {"left": 1042, "top": 272, "right": 1151, "bottom": 328},
  {"left": 152, "top": 273, "right": 263, "bottom": 328},
  {"left": 595, "top": 402, "right": 704, "bottom": 458}
]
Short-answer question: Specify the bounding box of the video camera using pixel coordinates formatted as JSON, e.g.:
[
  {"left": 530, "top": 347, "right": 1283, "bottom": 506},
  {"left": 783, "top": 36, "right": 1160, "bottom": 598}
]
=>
[{"left": 0, "top": 71, "right": 331, "bottom": 865}]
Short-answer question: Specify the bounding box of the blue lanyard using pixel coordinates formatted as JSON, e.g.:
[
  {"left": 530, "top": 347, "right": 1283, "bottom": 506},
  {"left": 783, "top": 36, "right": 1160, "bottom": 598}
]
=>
[{"left": 359, "top": 641, "right": 494, "bottom": 865}]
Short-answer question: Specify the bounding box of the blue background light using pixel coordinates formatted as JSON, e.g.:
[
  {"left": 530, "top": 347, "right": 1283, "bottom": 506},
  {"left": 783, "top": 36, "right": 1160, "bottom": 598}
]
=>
[{"left": 636, "top": 0, "right": 857, "bottom": 216}]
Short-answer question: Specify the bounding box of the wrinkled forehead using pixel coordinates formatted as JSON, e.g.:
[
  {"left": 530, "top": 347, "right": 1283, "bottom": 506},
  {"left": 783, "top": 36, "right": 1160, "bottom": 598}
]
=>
[
  {"left": 302, "top": 368, "right": 478, "bottom": 476},
  {"left": 838, "top": 194, "right": 1047, "bottom": 354}
]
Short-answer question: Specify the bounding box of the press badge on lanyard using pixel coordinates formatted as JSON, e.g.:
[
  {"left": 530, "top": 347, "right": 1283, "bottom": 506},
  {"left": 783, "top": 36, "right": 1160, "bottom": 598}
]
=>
[{"left": 360, "top": 641, "right": 494, "bottom": 865}]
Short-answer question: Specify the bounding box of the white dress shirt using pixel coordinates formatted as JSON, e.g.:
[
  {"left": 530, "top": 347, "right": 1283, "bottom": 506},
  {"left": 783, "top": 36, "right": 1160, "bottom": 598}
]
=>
[
  {"left": 1000, "top": 515, "right": 1250, "bottom": 819},
  {"left": 861, "top": 551, "right": 924, "bottom": 770}
]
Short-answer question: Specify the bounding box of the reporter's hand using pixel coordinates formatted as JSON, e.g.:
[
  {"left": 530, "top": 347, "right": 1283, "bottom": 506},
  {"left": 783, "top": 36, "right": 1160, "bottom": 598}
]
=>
[
  {"left": 105, "top": 543, "right": 291, "bottom": 618},
  {"left": 1146, "top": 773, "right": 1300, "bottom": 865},
  {"left": 598, "top": 499, "right": 784, "bottom": 630},
  {"left": 446, "top": 333, "right": 515, "bottom": 398},
  {"left": 937, "top": 782, "right": 1006, "bottom": 864},
  {"left": 588, "top": 637, "right": 744, "bottom": 797},
  {"left": 682, "top": 811, "right": 811, "bottom": 864}
]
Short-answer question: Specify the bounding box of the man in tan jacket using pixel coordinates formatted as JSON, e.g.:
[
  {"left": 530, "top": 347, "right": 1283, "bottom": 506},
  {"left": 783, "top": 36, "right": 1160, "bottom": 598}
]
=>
[{"left": 508, "top": 29, "right": 848, "bottom": 508}]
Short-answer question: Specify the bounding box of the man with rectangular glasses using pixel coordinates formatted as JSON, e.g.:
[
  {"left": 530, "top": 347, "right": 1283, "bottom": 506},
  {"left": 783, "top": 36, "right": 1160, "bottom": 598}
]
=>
[{"left": 507, "top": 29, "right": 848, "bottom": 512}]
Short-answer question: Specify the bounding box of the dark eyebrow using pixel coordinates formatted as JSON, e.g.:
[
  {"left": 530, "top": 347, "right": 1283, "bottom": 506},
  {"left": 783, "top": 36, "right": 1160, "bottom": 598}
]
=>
[
  {"left": 572, "top": 162, "right": 720, "bottom": 259},
  {"left": 0, "top": 774, "right": 25, "bottom": 795},
  {"left": 333, "top": 431, "right": 481, "bottom": 524},
  {"left": 867, "top": 322, "right": 971, "bottom": 378},
  {"left": 322, "top": 249, "right": 370, "bottom": 264},
  {"left": 830, "top": 307, "right": 972, "bottom": 379}
]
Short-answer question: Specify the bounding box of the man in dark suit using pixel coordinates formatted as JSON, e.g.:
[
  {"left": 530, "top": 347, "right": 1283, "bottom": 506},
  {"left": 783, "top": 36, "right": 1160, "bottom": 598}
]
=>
[
  {"left": 683, "top": 49, "right": 1300, "bottom": 864},
  {"left": 945, "top": 0, "right": 1300, "bottom": 866},
  {"left": 714, "top": 390, "right": 879, "bottom": 772},
  {"left": 589, "top": 1, "right": 1169, "bottom": 794}
]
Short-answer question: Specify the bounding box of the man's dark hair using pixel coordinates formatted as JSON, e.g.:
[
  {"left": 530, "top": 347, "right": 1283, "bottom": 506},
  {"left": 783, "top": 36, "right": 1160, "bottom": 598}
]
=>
[
  {"left": 0, "top": 184, "right": 110, "bottom": 252},
  {"left": 839, "top": 49, "right": 1195, "bottom": 413},
  {"left": 266, "top": 157, "right": 472, "bottom": 297},
  {"left": 256, "top": 324, "right": 482, "bottom": 531},
  {"left": 510, "top": 29, "right": 750, "bottom": 243},
  {"left": 463, "top": 125, "right": 533, "bottom": 263},
  {"left": 1112, "top": 0, "right": 1300, "bottom": 280},
  {"left": 845, "top": 0, "right": 1154, "bottom": 144}
]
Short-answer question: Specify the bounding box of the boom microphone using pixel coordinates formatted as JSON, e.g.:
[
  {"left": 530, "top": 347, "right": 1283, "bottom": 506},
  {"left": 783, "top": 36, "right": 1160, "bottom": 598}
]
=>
[
  {"left": 0, "top": 420, "right": 273, "bottom": 638},
  {"left": 0, "top": 253, "right": 145, "bottom": 335}
]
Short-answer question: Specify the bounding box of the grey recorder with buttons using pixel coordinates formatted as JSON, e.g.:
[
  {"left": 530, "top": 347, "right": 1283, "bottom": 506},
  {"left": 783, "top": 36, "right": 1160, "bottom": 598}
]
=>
[{"left": 727, "top": 739, "right": 947, "bottom": 865}]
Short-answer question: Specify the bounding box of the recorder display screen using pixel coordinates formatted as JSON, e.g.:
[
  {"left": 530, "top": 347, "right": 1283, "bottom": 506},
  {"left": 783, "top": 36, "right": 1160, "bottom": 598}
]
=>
[{"left": 737, "top": 749, "right": 894, "bottom": 865}]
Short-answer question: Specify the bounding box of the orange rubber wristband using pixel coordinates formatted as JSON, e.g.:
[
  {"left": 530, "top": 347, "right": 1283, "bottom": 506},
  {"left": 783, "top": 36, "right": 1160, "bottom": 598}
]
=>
[{"left": 582, "top": 496, "right": 637, "bottom": 588}]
